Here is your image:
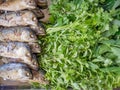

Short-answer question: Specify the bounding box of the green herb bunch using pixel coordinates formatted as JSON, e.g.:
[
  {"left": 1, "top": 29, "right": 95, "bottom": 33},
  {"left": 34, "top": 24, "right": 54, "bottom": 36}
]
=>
[{"left": 39, "top": 0, "right": 120, "bottom": 90}]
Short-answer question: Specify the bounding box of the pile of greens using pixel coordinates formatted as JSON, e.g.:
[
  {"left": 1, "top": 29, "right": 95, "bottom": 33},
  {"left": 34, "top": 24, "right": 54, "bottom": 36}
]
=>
[{"left": 38, "top": 0, "right": 120, "bottom": 89}]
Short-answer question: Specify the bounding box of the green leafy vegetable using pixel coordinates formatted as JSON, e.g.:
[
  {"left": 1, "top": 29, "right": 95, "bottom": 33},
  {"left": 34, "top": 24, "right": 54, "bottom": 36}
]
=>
[{"left": 38, "top": 0, "right": 120, "bottom": 90}]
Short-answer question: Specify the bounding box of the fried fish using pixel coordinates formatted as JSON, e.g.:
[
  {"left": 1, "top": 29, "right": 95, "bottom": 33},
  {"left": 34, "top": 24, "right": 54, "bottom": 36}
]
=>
[
  {"left": 0, "top": 63, "right": 32, "bottom": 81},
  {"left": 0, "top": 54, "right": 39, "bottom": 70},
  {"left": 0, "top": 26, "right": 37, "bottom": 42},
  {"left": 0, "top": 0, "right": 36, "bottom": 11},
  {"left": 0, "top": 11, "right": 45, "bottom": 35},
  {"left": 0, "top": 42, "right": 32, "bottom": 61},
  {"left": 0, "top": 63, "right": 48, "bottom": 84}
]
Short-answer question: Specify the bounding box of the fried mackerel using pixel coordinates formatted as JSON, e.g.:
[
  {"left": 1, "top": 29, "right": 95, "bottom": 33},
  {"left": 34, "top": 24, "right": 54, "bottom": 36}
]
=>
[
  {"left": 0, "top": 63, "right": 48, "bottom": 84},
  {"left": 0, "top": 41, "right": 41, "bottom": 53},
  {"left": 0, "top": 42, "right": 32, "bottom": 60},
  {"left": 0, "top": 63, "right": 32, "bottom": 81},
  {"left": 0, "top": 10, "right": 45, "bottom": 35},
  {"left": 0, "top": 42, "right": 39, "bottom": 69},
  {"left": 0, "top": 54, "right": 39, "bottom": 70},
  {"left": 0, "top": 26, "right": 37, "bottom": 42},
  {"left": 0, "top": 0, "right": 36, "bottom": 11}
]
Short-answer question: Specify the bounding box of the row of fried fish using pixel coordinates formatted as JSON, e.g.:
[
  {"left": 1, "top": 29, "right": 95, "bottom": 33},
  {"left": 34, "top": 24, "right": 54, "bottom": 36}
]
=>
[{"left": 0, "top": 0, "right": 48, "bottom": 84}]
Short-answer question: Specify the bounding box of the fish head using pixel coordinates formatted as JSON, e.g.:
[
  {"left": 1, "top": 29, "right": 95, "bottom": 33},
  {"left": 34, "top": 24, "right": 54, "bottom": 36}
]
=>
[
  {"left": 32, "top": 43, "right": 41, "bottom": 53},
  {"left": 30, "top": 55, "right": 39, "bottom": 70},
  {"left": 21, "top": 29, "right": 37, "bottom": 42},
  {"left": 29, "top": 33, "right": 37, "bottom": 42},
  {"left": 26, "top": 0, "right": 36, "bottom": 9},
  {"left": 30, "top": 23, "right": 46, "bottom": 35},
  {"left": 31, "top": 70, "right": 49, "bottom": 85},
  {"left": 32, "top": 8, "right": 44, "bottom": 19},
  {"left": 20, "top": 68, "right": 33, "bottom": 81},
  {"left": 29, "top": 42, "right": 41, "bottom": 53}
]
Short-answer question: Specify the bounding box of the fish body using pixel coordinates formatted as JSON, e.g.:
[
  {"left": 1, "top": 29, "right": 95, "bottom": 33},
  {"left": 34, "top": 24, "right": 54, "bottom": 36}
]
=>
[
  {"left": 0, "top": 42, "right": 32, "bottom": 61},
  {"left": 0, "top": 41, "right": 41, "bottom": 53},
  {"left": 0, "top": 63, "right": 48, "bottom": 84},
  {"left": 0, "top": 63, "right": 32, "bottom": 81},
  {"left": 0, "top": 26, "right": 37, "bottom": 42},
  {"left": 0, "top": 54, "right": 39, "bottom": 70},
  {"left": 0, "top": 0, "right": 36, "bottom": 11},
  {"left": 0, "top": 11, "right": 45, "bottom": 35}
]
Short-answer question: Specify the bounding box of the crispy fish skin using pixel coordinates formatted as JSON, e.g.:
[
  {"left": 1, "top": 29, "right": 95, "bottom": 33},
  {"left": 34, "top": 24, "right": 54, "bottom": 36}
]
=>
[
  {"left": 0, "top": 42, "right": 32, "bottom": 61},
  {"left": 0, "top": 27, "right": 37, "bottom": 42},
  {"left": 0, "top": 63, "right": 33, "bottom": 81},
  {"left": 0, "top": 0, "right": 36, "bottom": 11},
  {"left": 0, "top": 11, "right": 45, "bottom": 35},
  {"left": 0, "top": 63, "right": 48, "bottom": 84},
  {"left": 0, "top": 54, "right": 39, "bottom": 70}
]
